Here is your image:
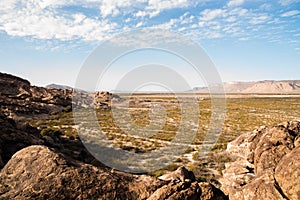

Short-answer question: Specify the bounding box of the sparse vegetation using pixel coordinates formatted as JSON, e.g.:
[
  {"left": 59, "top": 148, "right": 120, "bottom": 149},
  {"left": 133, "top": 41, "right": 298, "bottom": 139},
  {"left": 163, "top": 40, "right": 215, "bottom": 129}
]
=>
[
  {"left": 40, "top": 128, "right": 63, "bottom": 138},
  {"left": 29, "top": 94, "right": 300, "bottom": 182}
]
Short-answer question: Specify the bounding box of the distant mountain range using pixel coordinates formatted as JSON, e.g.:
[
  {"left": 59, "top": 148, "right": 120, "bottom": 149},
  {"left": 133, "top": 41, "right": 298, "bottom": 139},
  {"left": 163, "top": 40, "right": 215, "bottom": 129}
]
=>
[
  {"left": 46, "top": 80, "right": 300, "bottom": 94},
  {"left": 46, "top": 84, "right": 73, "bottom": 90},
  {"left": 193, "top": 80, "right": 300, "bottom": 94}
]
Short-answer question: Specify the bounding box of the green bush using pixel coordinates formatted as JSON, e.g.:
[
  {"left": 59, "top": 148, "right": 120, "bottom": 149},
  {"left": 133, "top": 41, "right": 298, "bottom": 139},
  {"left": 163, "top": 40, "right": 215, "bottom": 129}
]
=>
[
  {"left": 40, "top": 128, "right": 63, "bottom": 138},
  {"left": 63, "top": 105, "right": 72, "bottom": 113}
]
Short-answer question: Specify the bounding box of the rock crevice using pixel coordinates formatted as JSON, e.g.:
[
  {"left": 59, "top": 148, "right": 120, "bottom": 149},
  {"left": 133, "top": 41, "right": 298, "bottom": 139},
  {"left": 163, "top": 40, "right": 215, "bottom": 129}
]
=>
[{"left": 220, "top": 121, "right": 300, "bottom": 200}]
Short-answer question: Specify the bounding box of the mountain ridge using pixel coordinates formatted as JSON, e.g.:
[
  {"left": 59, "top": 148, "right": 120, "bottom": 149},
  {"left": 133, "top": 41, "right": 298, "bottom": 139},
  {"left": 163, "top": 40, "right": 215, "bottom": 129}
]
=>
[
  {"left": 193, "top": 80, "right": 300, "bottom": 94},
  {"left": 46, "top": 83, "right": 73, "bottom": 90}
]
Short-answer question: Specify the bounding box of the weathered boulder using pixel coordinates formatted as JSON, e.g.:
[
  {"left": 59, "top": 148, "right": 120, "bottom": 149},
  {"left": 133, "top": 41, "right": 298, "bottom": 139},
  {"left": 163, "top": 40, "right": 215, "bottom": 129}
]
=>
[
  {"left": 220, "top": 121, "right": 300, "bottom": 200},
  {"left": 158, "top": 166, "right": 196, "bottom": 182},
  {"left": 275, "top": 145, "right": 300, "bottom": 200},
  {"left": 94, "top": 91, "right": 112, "bottom": 109},
  {"left": 0, "top": 145, "right": 227, "bottom": 200},
  {"left": 253, "top": 125, "right": 294, "bottom": 176},
  {"left": 0, "top": 145, "right": 162, "bottom": 199},
  {"left": 147, "top": 181, "right": 200, "bottom": 200}
]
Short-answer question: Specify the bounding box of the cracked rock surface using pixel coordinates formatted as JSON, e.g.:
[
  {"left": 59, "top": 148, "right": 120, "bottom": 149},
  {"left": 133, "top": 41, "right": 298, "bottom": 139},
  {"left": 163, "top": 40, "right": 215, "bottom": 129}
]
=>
[{"left": 220, "top": 121, "right": 300, "bottom": 200}]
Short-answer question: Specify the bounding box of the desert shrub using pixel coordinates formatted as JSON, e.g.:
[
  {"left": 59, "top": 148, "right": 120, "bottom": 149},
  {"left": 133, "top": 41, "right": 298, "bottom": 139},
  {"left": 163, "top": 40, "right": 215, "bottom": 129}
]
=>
[
  {"left": 63, "top": 105, "right": 72, "bottom": 113},
  {"left": 40, "top": 128, "right": 63, "bottom": 138},
  {"left": 184, "top": 146, "right": 195, "bottom": 154}
]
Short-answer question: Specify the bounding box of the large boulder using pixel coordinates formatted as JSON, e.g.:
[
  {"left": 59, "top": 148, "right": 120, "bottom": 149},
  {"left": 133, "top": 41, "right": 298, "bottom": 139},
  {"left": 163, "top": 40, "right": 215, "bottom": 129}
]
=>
[
  {"left": 220, "top": 121, "right": 300, "bottom": 200},
  {"left": 0, "top": 145, "right": 227, "bottom": 200},
  {"left": 275, "top": 145, "right": 300, "bottom": 200}
]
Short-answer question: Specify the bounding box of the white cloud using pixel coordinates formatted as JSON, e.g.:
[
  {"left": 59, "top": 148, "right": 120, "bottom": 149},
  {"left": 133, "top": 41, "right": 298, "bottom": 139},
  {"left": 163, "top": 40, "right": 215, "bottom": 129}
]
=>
[
  {"left": 149, "top": 10, "right": 160, "bottom": 18},
  {"left": 239, "top": 37, "right": 249, "bottom": 41},
  {"left": 0, "top": 0, "right": 298, "bottom": 54},
  {"left": 226, "top": 16, "right": 237, "bottom": 22},
  {"left": 98, "top": 0, "right": 148, "bottom": 17},
  {"left": 147, "top": 0, "right": 189, "bottom": 11},
  {"left": 281, "top": 10, "right": 300, "bottom": 17},
  {"left": 0, "top": 0, "right": 118, "bottom": 41},
  {"left": 37, "top": 0, "right": 69, "bottom": 9},
  {"left": 136, "top": 22, "right": 143, "bottom": 28},
  {"left": 205, "top": 31, "right": 223, "bottom": 39},
  {"left": 278, "top": 0, "right": 300, "bottom": 6},
  {"left": 99, "top": 1, "right": 120, "bottom": 17},
  {"left": 73, "top": 13, "right": 87, "bottom": 24},
  {"left": 249, "top": 15, "right": 269, "bottom": 24},
  {"left": 97, "top": 0, "right": 190, "bottom": 18},
  {"left": 0, "top": 1, "right": 17, "bottom": 11},
  {"left": 227, "top": 0, "right": 244, "bottom": 7},
  {"left": 124, "top": 18, "right": 132, "bottom": 23},
  {"left": 201, "top": 9, "right": 226, "bottom": 21},
  {"left": 259, "top": 3, "right": 272, "bottom": 11},
  {"left": 135, "top": 11, "right": 147, "bottom": 17},
  {"left": 132, "top": 0, "right": 190, "bottom": 18},
  {"left": 229, "top": 8, "right": 248, "bottom": 16}
]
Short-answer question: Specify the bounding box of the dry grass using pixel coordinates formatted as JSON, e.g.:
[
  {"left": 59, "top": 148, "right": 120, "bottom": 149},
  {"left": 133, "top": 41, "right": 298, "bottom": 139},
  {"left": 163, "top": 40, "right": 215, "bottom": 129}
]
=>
[{"left": 30, "top": 94, "right": 300, "bottom": 182}]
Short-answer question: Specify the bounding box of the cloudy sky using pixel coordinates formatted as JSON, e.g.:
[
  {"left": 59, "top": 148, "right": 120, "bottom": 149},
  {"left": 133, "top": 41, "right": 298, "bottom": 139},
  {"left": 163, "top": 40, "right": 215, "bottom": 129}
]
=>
[{"left": 0, "top": 0, "right": 299, "bottom": 89}]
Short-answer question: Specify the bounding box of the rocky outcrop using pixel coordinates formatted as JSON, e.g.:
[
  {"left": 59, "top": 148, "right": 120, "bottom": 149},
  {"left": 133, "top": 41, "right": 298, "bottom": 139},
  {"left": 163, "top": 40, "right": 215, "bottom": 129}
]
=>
[
  {"left": 275, "top": 146, "right": 300, "bottom": 200},
  {"left": 220, "top": 121, "right": 300, "bottom": 200},
  {"left": 0, "top": 145, "right": 227, "bottom": 200},
  {"left": 0, "top": 107, "right": 105, "bottom": 170},
  {"left": 94, "top": 91, "right": 112, "bottom": 109},
  {"left": 0, "top": 72, "right": 72, "bottom": 120},
  {"left": 0, "top": 72, "right": 121, "bottom": 121}
]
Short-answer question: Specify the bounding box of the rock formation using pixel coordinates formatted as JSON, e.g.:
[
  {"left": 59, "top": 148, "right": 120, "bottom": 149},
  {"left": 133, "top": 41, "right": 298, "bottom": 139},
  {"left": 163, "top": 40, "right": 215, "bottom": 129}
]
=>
[
  {"left": 0, "top": 72, "right": 120, "bottom": 121},
  {"left": 0, "top": 72, "right": 72, "bottom": 120},
  {"left": 220, "top": 121, "right": 300, "bottom": 200},
  {"left": 0, "top": 145, "right": 227, "bottom": 200}
]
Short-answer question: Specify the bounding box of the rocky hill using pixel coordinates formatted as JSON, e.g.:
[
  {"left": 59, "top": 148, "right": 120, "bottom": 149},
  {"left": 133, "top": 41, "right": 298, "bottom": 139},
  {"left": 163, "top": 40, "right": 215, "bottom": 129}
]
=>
[
  {"left": 193, "top": 80, "right": 300, "bottom": 94},
  {"left": 0, "top": 72, "right": 73, "bottom": 120},
  {"left": 0, "top": 72, "right": 118, "bottom": 121},
  {"left": 220, "top": 121, "right": 300, "bottom": 200}
]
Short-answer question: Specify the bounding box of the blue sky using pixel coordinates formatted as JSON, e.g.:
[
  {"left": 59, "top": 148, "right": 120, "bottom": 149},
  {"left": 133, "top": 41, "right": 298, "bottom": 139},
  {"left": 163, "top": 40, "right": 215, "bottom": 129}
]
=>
[{"left": 0, "top": 0, "right": 299, "bottom": 89}]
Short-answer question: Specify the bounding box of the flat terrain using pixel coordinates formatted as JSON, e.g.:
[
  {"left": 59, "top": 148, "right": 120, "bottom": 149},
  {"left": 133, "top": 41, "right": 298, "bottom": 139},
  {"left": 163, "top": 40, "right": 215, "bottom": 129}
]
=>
[{"left": 30, "top": 94, "right": 300, "bottom": 184}]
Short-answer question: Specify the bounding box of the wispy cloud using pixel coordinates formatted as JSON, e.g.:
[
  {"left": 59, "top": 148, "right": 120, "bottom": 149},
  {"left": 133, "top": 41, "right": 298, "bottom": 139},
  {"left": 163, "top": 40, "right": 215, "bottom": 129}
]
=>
[
  {"left": 278, "top": 0, "right": 300, "bottom": 6},
  {"left": 249, "top": 15, "right": 270, "bottom": 24},
  {"left": 0, "top": 0, "right": 299, "bottom": 53},
  {"left": 200, "top": 9, "right": 226, "bottom": 21},
  {"left": 281, "top": 10, "right": 300, "bottom": 17},
  {"left": 0, "top": 0, "right": 118, "bottom": 41},
  {"left": 227, "top": 0, "right": 244, "bottom": 7}
]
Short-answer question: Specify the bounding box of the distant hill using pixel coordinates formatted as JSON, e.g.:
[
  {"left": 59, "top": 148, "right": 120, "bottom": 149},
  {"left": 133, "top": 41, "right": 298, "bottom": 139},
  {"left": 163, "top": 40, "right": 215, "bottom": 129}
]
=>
[
  {"left": 193, "top": 80, "right": 300, "bottom": 94},
  {"left": 46, "top": 84, "right": 73, "bottom": 90}
]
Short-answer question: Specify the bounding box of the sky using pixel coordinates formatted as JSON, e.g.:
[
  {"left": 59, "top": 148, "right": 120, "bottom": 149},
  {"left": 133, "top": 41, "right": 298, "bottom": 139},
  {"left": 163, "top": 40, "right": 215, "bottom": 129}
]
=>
[{"left": 0, "top": 0, "right": 299, "bottom": 91}]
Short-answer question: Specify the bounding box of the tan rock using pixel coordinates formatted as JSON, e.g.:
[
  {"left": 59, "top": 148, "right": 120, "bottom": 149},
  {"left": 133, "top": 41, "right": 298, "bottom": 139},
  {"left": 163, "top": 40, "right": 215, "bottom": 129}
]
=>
[
  {"left": 275, "top": 146, "right": 300, "bottom": 200},
  {"left": 221, "top": 121, "right": 300, "bottom": 200},
  {"left": 0, "top": 145, "right": 227, "bottom": 200}
]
